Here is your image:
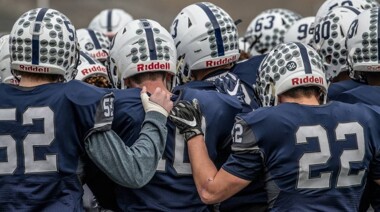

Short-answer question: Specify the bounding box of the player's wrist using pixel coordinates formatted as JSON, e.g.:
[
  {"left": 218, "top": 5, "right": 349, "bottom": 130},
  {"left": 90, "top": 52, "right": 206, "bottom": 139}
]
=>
[
  {"left": 141, "top": 92, "right": 169, "bottom": 117},
  {"left": 185, "top": 133, "right": 204, "bottom": 144},
  {"left": 184, "top": 130, "right": 204, "bottom": 143}
]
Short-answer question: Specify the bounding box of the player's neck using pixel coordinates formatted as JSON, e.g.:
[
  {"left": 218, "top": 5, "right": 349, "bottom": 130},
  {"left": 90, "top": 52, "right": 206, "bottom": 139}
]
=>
[
  {"left": 278, "top": 95, "right": 320, "bottom": 106},
  {"left": 331, "top": 71, "right": 350, "bottom": 83},
  {"left": 130, "top": 80, "right": 171, "bottom": 94},
  {"left": 18, "top": 76, "right": 56, "bottom": 87},
  {"left": 193, "top": 63, "right": 234, "bottom": 81}
]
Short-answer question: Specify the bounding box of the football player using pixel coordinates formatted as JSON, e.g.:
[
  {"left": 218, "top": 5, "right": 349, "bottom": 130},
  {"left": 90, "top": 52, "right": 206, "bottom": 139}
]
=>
[
  {"left": 283, "top": 16, "right": 315, "bottom": 46},
  {"left": 170, "top": 2, "right": 267, "bottom": 211},
  {"left": 332, "top": 8, "right": 380, "bottom": 211},
  {"left": 0, "top": 34, "right": 18, "bottom": 84},
  {"left": 76, "top": 28, "right": 110, "bottom": 65},
  {"left": 313, "top": 6, "right": 365, "bottom": 100},
  {"left": 0, "top": 8, "right": 172, "bottom": 211},
  {"left": 102, "top": 18, "right": 244, "bottom": 211},
  {"left": 245, "top": 8, "right": 301, "bottom": 56},
  {"left": 88, "top": 8, "right": 133, "bottom": 40},
  {"left": 170, "top": 42, "right": 380, "bottom": 211},
  {"left": 75, "top": 51, "right": 111, "bottom": 88}
]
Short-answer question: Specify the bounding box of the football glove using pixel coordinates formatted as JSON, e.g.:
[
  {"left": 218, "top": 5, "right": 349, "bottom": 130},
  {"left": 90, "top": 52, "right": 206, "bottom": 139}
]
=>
[
  {"left": 141, "top": 87, "right": 170, "bottom": 117},
  {"left": 169, "top": 99, "right": 203, "bottom": 142}
]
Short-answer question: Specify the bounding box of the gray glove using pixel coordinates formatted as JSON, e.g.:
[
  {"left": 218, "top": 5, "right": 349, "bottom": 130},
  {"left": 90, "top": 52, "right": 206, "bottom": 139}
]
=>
[{"left": 169, "top": 99, "right": 203, "bottom": 142}]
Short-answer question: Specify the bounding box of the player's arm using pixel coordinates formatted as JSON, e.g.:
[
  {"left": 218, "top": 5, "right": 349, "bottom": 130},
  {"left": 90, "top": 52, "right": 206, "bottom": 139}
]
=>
[
  {"left": 187, "top": 135, "right": 251, "bottom": 204},
  {"left": 170, "top": 100, "right": 251, "bottom": 204},
  {"left": 85, "top": 87, "right": 173, "bottom": 188}
]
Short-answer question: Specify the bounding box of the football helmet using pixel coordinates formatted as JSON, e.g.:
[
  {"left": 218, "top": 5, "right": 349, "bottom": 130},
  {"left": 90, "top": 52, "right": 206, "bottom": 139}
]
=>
[
  {"left": 256, "top": 42, "right": 327, "bottom": 106},
  {"left": 313, "top": 6, "right": 362, "bottom": 82},
  {"left": 88, "top": 8, "right": 133, "bottom": 39},
  {"left": 75, "top": 50, "right": 108, "bottom": 81},
  {"left": 284, "top": 16, "right": 315, "bottom": 45},
  {"left": 346, "top": 8, "right": 380, "bottom": 76},
  {"left": 315, "top": 0, "right": 378, "bottom": 23},
  {"left": 9, "top": 8, "right": 79, "bottom": 81},
  {"left": 108, "top": 19, "right": 177, "bottom": 89},
  {"left": 77, "top": 28, "right": 110, "bottom": 63},
  {"left": 0, "top": 34, "right": 18, "bottom": 84},
  {"left": 170, "top": 2, "right": 240, "bottom": 83},
  {"left": 245, "top": 8, "right": 302, "bottom": 55}
]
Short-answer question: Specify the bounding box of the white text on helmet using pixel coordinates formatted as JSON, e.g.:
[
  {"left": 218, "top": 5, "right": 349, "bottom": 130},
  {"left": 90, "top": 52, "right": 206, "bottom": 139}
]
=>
[
  {"left": 291, "top": 75, "right": 324, "bottom": 86},
  {"left": 81, "top": 65, "right": 107, "bottom": 76},
  {"left": 19, "top": 65, "right": 49, "bottom": 73},
  {"left": 205, "top": 55, "right": 238, "bottom": 68},
  {"left": 137, "top": 62, "right": 171, "bottom": 72}
]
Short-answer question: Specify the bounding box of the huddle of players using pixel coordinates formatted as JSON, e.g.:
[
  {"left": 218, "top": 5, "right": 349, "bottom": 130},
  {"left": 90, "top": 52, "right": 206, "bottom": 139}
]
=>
[{"left": 1, "top": 0, "right": 380, "bottom": 211}]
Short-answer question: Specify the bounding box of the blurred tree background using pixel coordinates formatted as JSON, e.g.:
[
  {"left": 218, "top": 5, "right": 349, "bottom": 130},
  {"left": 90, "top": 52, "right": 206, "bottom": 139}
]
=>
[{"left": 0, "top": 0, "right": 326, "bottom": 35}]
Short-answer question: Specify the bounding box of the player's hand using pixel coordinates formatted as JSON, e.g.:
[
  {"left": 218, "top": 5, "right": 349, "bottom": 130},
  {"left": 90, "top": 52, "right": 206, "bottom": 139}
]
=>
[
  {"left": 214, "top": 72, "right": 245, "bottom": 103},
  {"left": 169, "top": 99, "right": 203, "bottom": 142},
  {"left": 141, "top": 86, "right": 173, "bottom": 117}
]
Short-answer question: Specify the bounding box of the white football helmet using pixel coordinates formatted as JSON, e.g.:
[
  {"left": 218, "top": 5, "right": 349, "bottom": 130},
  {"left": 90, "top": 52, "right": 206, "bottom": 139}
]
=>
[
  {"left": 9, "top": 8, "right": 79, "bottom": 81},
  {"left": 315, "top": 0, "right": 379, "bottom": 24},
  {"left": 77, "top": 28, "right": 110, "bottom": 63},
  {"left": 109, "top": 19, "right": 177, "bottom": 89},
  {"left": 170, "top": 2, "right": 240, "bottom": 83},
  {"left": 284, "top": 16, "right": 315, "bottom": 45},
  {"left": 88, "top": 8, "right": 133, "bottom": 39},
  {"left": 256, "top": 42, "right": 327, "bottom": 106},
  {"left": 313, "top": 6, "right": 362, "bottom": 82},
  {"left": 75, "top": 51, "right": 108, "bottom": 81},
  {"left": 346, "top": 8, "right": 380, "bottom": 76},
  {"left": 245, "top": 8, "right": 302, "bottom": 55},
  {"left": 0, "top": 34, "right": 18, "bottom": 84}
]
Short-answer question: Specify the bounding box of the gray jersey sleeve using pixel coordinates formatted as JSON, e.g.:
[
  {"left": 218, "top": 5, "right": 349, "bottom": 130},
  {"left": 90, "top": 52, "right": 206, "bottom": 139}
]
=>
[{"left": 85, "top": 111, "right": 167, "bottom": 188}]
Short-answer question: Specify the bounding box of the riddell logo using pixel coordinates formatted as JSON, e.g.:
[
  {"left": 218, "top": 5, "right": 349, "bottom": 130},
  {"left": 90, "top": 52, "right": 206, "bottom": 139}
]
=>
[
  {"left": 367, "top": 66, "right": 380, "bottom": 71},
  {"left": 292, "top": 76, "right": 324, "bottom": 85},
  {"left": 81, "top": 65, "right": 107, "bottom": 75},
  {"left": 205, "top": 55, "right": 238, "bottom": 67},
  {"left": 19, "top": 65, "right": 49, "bottom": 73},
  {"left": 137, "top": 62, "right": 171, "bottom": 72},
  {"left": 91, "top": 51, "right": 108, "bottom": 59}
]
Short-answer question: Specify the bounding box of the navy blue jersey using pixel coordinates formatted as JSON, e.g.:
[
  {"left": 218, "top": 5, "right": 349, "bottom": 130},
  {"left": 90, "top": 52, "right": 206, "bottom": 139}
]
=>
[
  {"left": 223, "top": 101, "right": 380, "bottom": 212},
  {"left": 331, "top": 84, "right": 380, "bottom": 105},
  {"left": 175, "top": 80, "right": 268, "bottom": 210},
  {"left": 328, "top": 84, "right": 380, "bottom": 211},
  {"left": 220, "top": 55, "right": 267, "bottom": 211},
  {"left": 328, "top": 79, "right": 363, "bottom": 101},
  {"left": 0, "top": 81, "right": 113, "bottom": 211},
  {"left": 112, "top": 86, "right": 242, "bottom": 211},
  {"left": 231, "top": 54, "right": 266, "bottom": 109},
  {"left": 232, "top": 54, "right": 266, "bottom": 86},
  {"left": 84, "top": 88, "right": 143, "bottom": 211}
]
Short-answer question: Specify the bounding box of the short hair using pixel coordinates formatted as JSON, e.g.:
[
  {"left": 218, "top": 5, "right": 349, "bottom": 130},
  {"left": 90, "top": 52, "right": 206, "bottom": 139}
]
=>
[
  {"left": 128, "top": 71, "right": 166, "bottom": 84},
  {"left": 281, "top": 86, "right": 322, "bottom": 101},
  {"left": 84, "top": 75, "right": 111, "bottom": 88},
  {"left": 15, "top": 70, "right": 63, "bottom": 82}
]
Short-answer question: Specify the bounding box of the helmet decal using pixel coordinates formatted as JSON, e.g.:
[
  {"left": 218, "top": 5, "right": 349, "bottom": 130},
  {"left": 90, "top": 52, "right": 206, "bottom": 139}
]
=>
[
  {"left": 140, "top": 19, "right": 158, "bottom": 60},
  {"left": 196, "top": 3, "right": 225, "bottom": 57},
  {"left": 10, "top": 8, "right": 79, "bottom": 81}
]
